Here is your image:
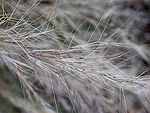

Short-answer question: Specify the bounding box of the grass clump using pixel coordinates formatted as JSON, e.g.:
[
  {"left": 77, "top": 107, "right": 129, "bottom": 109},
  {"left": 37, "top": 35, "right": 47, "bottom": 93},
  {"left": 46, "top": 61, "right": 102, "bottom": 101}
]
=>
[{"left": 0, "top": 0, "right": 150, "bottom": 113}]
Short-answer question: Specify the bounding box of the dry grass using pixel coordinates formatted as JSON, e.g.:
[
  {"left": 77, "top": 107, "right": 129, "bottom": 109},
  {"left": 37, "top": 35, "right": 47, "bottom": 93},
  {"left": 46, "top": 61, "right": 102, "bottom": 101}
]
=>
[{"left": 0, "top": 0, "right": 150, "bottom": 113}]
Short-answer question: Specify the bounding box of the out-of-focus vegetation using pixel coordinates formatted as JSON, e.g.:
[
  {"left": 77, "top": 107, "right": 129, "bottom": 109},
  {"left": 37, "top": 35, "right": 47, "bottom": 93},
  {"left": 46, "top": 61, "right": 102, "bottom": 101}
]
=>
[{"left": 0, "top": 0, "right": 150, "bottom": 113}]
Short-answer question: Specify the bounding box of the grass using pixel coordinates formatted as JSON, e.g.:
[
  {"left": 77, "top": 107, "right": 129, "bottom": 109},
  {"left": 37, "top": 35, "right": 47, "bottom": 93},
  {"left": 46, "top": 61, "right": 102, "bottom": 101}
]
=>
[{"left": 0, "top": 0, "right": 150, "bottom": 113}]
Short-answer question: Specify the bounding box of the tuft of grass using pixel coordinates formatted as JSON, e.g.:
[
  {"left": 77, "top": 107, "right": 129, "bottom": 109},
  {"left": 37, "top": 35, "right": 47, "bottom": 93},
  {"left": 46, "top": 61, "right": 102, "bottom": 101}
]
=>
[{"left": 0, "top": 0, "right": 150, "bottom": 113}]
